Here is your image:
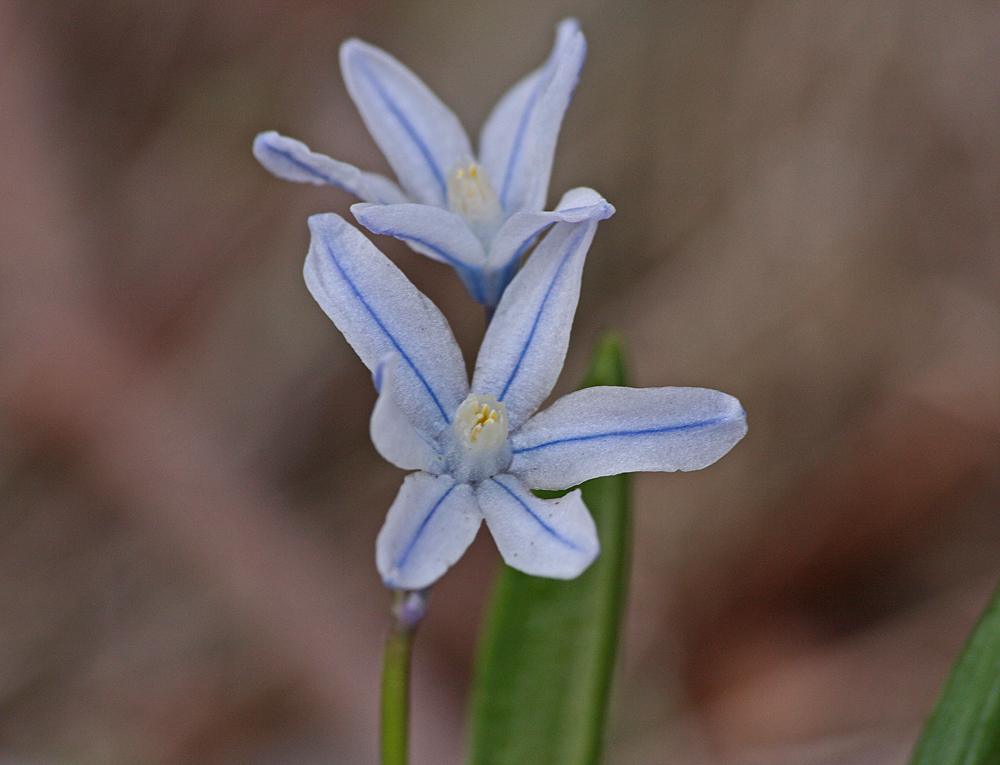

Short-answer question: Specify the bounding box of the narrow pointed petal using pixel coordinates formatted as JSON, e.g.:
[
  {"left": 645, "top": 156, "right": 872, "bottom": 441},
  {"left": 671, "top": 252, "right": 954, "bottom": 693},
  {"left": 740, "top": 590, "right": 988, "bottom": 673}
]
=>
[
  {"left": 377, "top": 472, "right": 481, "bottom": 589},
  {"left": 371, "top": 354, "right": 445, "bottom": 472},
  {"left": 341, "top": 39, "right": 474, "bottom": 208},
  {"left": 253, "top": 131, "right": 407, "bottom": 204},
  {"left": 510, "top": 386, "right": 748, "bottom": 489},
  {"left": 476, "top": 474, "right": 599, "bottom": 579},
  {"left": 479, "top": 19, "right": 586, "bottom": 216},
  {"left": 472, "top": 219, "right": 598, "bottom": 431},
  {"left": 484, "top": 187, "right": 614, "bottom": 274},
  {"left": 305, "top": 214, "right": 468, "bottom": 435},
  {"left": 350, "top": 202, "right": 492, "bottom": 304}
]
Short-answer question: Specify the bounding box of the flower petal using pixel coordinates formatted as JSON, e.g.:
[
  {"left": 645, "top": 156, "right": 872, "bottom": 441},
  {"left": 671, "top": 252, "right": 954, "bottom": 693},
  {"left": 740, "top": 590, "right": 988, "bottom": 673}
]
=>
[
  {"left": 377, "top": 472, "right": 481, "bottom": 589},
  {"left": 484, "top": 187, "right": 614, "bottom": 274},
  {"left": 340, "top": 39, "right": 474, "bottom": 208},
  {"left": 476, "top": 474, "right": 598, "bottom": 579},
  {"left": 371, "top": 353, "right": 445, "bottom": 472},
  {"left": 350, "top": 202, "right": 492, "bottom": 303},
  {"left": 510, "top": 386, "right": 748, "bottom": 489},
  {"left": 305, "top": 213, "right": 468, "bottom": 435},
  {"left": 472, "top": 219, "right": 598, "bottom": 431},
  {"left": 252, "top": 131, "right": 407, "bottom": 205},
  {"left": 479, "top": 18, "right": 586, "bottom": 216}
]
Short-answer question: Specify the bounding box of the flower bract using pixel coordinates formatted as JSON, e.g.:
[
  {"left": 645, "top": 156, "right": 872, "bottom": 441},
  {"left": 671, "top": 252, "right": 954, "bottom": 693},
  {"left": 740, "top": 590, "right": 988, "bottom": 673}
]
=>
[
  {"left": 304, "top": 213, "right": 748, "bottom": 590},
  {"left": 256, "top": 19, "right": 614, "bottom": 307}
]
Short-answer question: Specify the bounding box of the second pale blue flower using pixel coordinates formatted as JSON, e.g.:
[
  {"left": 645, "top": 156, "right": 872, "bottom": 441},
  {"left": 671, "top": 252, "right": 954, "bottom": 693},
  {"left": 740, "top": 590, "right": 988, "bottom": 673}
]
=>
[{"left": 255, "top": 19, "right": 613, "bottom": 307}]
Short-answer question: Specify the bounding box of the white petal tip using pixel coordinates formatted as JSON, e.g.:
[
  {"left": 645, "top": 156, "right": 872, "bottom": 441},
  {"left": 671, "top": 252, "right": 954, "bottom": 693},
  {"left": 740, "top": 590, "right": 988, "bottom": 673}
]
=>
[
  {"left": 339, "top": 37, "right": 369, "bottom": 62},
  {"left": 253, "top": 130, "right": 291, "bottom": 157},
  {"left": 557, "top": 17, "right": 581, "bottom": 32},
  {"left": 349, "top": 201, "right": 375, "bottom": 220},
  {"left": 307, "top": 212, "right": 346, "bottom": 237},
  {"left": 554, "top": 188, "right": 615, "bottom": 221},
  {"left": 339, "top": 36, "right": 399, "bottom": 77},
  {"left": 252, "top": 130, "right": 289, "bottom": 165}
]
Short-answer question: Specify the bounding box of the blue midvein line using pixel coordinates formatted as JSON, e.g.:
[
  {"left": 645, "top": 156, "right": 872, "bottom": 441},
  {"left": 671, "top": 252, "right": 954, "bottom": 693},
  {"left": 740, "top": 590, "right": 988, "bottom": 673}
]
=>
[
  {"left": 266, "top": 145, "right": 342, "bottom": 188},
  {"left": 490, "top": 477, "right": 583, "bottom": 551},
  {"left": 511, "top": 417, "right": 729, "bottom": 454},
  {"left": 375, "top": 229, "right": 465, "bottom": 269},
  {"left": 499, "top": 69, "right": 548, "bottom": 213},
  {"left": 463, "top": 267, "right": 488, "bottom": 305},
  {"left": 498, "top": 224, "right": 587, "bottom": 402},
  {"left": 396, "top": 481, "right": 458, "bottom": 570},
  {"left": 372, "top": 228, "right": 486, "bottom": 303},
  {"left": 357, "top": 61, "right": 448, "bottom": 203},
  {"left": 264, "top": 144, "right": 395, "bottom": 206},
  {"left": 323, "top": 239, "right": 450, "bottom": 424},
  {"left": 509, "top": 222, "right": 551, "bottom": 264}
]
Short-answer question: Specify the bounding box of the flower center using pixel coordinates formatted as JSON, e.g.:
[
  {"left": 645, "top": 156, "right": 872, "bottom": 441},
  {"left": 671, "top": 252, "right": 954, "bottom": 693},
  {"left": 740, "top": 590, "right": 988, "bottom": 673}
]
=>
[
  {"left": 446, "top": 163, "right": 503, "bottom": 243},
  {"left": 444, "top": 394, "right": 512, "bottom": 483},
  {"left": 456, "top": 394, "right": 507, "bottom": 449}
]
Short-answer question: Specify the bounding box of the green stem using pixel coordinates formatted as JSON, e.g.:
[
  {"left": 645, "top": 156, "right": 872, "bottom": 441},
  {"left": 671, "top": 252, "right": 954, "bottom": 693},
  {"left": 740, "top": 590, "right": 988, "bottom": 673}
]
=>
[{"left": 381, "top": 590, "right": 427, "bottom": 765}]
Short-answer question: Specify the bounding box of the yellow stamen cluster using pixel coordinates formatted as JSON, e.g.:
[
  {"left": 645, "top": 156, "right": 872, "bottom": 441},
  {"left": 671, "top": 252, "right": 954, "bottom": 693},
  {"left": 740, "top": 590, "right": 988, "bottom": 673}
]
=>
[
  {"left": 446, "top": 395, "right": 511, "bottom": 482},
  {"left": 469, "top": 401, "right": 499, "bottom": 443}
]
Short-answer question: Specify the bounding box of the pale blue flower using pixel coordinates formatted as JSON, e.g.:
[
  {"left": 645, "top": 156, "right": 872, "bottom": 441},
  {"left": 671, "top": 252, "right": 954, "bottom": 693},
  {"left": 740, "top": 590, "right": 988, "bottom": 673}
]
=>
[
  {"left": 256, "top": 19, "right": 614, "bottom": 307},
  {"left": 304, "top": 213, "right": 748, "bottom": 590}
]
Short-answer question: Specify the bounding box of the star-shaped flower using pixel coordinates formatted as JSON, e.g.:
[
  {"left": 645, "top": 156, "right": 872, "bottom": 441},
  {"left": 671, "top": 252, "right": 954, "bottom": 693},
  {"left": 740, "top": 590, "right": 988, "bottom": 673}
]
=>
[
  {"left": 256, "top": 19, "right": 614, "bottom": 307},
  {"left": 304, "top": 213, "right": 748, "bottom": 590}
]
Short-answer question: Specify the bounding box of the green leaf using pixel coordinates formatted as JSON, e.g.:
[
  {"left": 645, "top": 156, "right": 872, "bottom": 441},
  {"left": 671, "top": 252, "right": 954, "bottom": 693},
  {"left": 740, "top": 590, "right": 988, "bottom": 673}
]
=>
[
  {"left": 910, "top": 578, "right": 1000, "bottom": 765},
  {"left": 467, "top": 333, "right": 631, "bottom": 765}
]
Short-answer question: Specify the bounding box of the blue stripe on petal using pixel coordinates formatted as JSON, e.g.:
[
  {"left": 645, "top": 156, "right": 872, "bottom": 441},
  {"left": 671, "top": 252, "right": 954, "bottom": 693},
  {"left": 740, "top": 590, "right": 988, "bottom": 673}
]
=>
[
  {"left": 498, "top": 77, "right": 547, "bottom": 213},
  {"left": 457, "top": 267, "right": 489, "bottom": 306},
  {"left": 481, "top": 234, "right": 540, "bottom": 308},
  {"left": 508, "top": 223, "right": 551, "bottom": 263},
  {"left": 254, "top": 132, "right": 403, "bottom": 205},
  {"left": 489, "top": 477, "right": 584, "bottom": 552},
  {"left": 511, "top": 416, "right": 735, "bottom": 455},
  {"left": 395, "top": 481, "right": 458, "bottom": 570},
  {"left": 491, "top": 20, "right": 584, "bottom": 214},
  {"left": 362, "top": 227, "right": 488, "bottom": 304},
  {"left": 352, "top": 203, "right": 491, "bottom": 304},
  {"left": 258, "top": 141, "right": 337, "bottom": 185},
  {"left": 372, "top": 228, "right": 468, "bottom": 271},
  {"left": 498, "top": 224, "right": 587, "bottom": 401},
  {"left": 354, "top": 60, "right": 449, "bottom": 202},
  {"left": 319, "top": 237, "right": 451, "bottom": 424}
]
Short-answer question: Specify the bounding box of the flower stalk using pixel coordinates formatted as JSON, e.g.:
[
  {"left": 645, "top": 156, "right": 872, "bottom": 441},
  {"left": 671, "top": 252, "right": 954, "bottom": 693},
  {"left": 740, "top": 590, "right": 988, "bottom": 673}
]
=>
[{"left": 381, "top": 589, "right": 427, "bottom": 765}]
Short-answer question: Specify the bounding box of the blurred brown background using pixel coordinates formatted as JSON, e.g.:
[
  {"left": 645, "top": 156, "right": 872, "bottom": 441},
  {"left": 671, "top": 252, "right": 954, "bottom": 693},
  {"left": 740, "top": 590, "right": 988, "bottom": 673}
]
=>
[{"left": 2, "top": 0, "right": 999, "bottom": 763}]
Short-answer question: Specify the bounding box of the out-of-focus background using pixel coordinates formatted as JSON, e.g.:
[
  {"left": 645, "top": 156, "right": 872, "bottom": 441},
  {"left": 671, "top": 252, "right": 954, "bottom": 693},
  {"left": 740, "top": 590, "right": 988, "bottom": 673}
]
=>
[{"left": 2, "top": 0, "right": 999, "bottom": 763}]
